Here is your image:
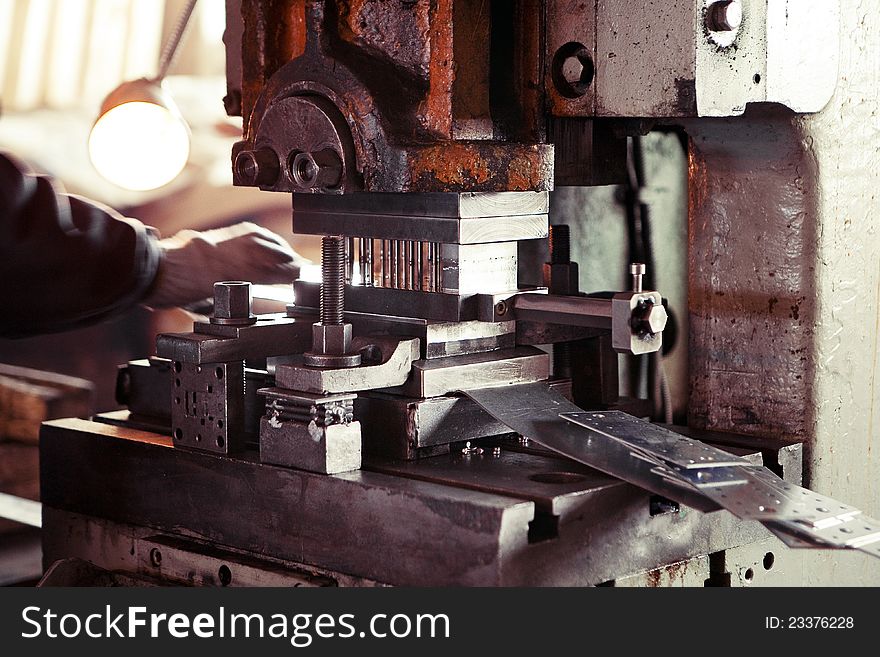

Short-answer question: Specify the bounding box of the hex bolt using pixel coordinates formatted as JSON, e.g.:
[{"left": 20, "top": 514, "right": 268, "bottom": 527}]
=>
[
  {"left": 290, "top": 149, "right": 343, "bottom": 190},
  {"left": 235, "top": 149, "right": 280, "bottom": 187},
  {"left": 211, "top": 281, "right": 256, "bottom": 325},
  {"left": 630, "top": 263, "right": 646, "bottom": 293},
  {"left": 707, "top": 0, "right": 743, "bottom": 32},
  {"left": 630, "top": 299, "right": 668, "bottom": 337}
]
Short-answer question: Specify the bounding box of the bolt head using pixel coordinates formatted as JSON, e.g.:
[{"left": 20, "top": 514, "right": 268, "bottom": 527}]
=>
[
  {"left": 645, "top": 303, "right": 668, "bottom": 335},
  {"left": 561, "top": 56, "right": 585, "bottom": 85},
  {"left": 562, "top": 51, "right": 594, "bottom": 93},
  {"left": 631, "top": 299, "right": 668, "bottom": 336},
  {"left": 708, "top": 0, "right": 743, "bottom": 32},
  {"left": 235, "top": 149, "right": 279, "bottom": 187},
  {"left": 290, "top": 149, "right": 343, "bottom": 190},
  {"left": 553, "top": 43, "right": 595, "bottom": 98}
]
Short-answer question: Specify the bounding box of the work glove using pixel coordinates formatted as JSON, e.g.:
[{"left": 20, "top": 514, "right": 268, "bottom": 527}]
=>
[{"left": 144, "top": 222, "right": 302, "bottom": 309}]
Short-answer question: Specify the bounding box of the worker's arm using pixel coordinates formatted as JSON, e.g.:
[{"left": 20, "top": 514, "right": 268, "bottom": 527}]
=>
[
  {"left": 0, "top": 152, "right": 161, "bottom": 337},
  {"left": 0, "top": 152, "right": 301, "bottom": 338}
]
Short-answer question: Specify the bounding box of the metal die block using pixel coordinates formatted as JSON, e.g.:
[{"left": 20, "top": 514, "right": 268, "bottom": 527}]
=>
[
  {"left": 117, "top": 357, "right": 172, "bottom": 421},
  {"left": 440, "top": 242, "right": 519, "bottom": 295},
  {"left": 399, "top": 346, "right": 550, "bottom": 398},
  {"left": 293, "top": 211, "right": 548, "bottom": 244},
  {"left": 260, "top": 416, "right": 362, "bottom": 475},
  {"left": 356, "top": 392, "right": 513, "bottom": 460},
  {"left": 294, "top": 191, "right": 549, "bottom": 218},
  {"left": 171, "top": 361, "right": 245, "bottom": 454}
]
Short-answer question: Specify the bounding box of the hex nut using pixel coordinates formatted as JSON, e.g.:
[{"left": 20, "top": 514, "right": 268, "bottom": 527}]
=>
[
  {"left": 290, "top": 149, "right": 343, "bottom": 190},
  {"left": 543, "top": 262, "right": 580, "bottom": 296},
  {"left": 213, "top": 281, "right": 252, "bottom": 320},
  {"left": 311, "top": 322, "right": 353, "bottom": 356}
]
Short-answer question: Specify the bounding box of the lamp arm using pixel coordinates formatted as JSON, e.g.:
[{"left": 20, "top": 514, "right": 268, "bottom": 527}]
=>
[{"left": 155, "top": 0, "right": 199, "bottom": 82}]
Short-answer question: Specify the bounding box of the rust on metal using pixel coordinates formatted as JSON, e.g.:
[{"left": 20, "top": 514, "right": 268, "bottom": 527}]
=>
[
  {"left": 407, "top": 143, "right": 554, "bottom": 192},
  {"left": 234, "top": 0, "right": 555, "bottom": 193}
]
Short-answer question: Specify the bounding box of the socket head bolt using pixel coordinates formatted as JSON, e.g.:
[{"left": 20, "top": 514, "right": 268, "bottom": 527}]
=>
[
  {"left": 630, "top": 262, "right": 646, "bottom": 293},
  {"left": 552, "top": 42, "right": 595, "bottom": 98},
  {"left": 234, "top": 149, "right": 280, "bottom": 187},
  {"left": 561, "top": 51, "right": 593, "bottom": 91},
  {"left": 211, "top": 281, "right": 257, "bottom": 326},
  {"left": 707, "top": 0, "right": 743, "bottom": 32}
]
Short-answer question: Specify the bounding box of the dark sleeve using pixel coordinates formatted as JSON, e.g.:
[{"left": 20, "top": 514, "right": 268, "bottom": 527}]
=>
[{"left": 0, "top": 152, "right": 162, "bottom": 337}]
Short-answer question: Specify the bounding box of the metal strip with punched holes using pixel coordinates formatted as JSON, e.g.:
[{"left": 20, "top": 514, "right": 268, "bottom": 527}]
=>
[{"left": 462, "top": 383, "right": 880, "bottom": 559}]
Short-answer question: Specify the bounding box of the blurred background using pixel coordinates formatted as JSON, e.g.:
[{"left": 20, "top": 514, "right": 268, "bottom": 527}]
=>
[
  {"left": 0, "top": 0, "right": 324, "bottom": 408},
  {"left": 0, "top": 0, "right": 687, "bottom": 584},
  {"left": 0, "top": 0, "right": 322, "bottom": 585}
]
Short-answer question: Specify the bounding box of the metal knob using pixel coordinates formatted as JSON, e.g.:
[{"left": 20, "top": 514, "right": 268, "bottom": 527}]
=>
[{"left": 211, "top": 281, "right": 256, "bottom": 326}]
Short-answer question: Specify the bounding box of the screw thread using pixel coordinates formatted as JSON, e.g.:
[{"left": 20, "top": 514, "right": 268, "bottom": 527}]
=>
[
  {"left": 320, "top": 236, "right": 345, "bottom": 325},
  {"left": 553, "top": 342, "right": 573, "bottom": 378},
  {"left": 549, "top": 224, "right": 571, "bottom": 264}
]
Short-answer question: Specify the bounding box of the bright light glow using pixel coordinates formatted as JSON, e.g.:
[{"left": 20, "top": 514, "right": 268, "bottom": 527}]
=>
[
  {"left": 88, "top": 101, "right": 190, "bottom": 191},
  {"left": 299, "top": 264, "right": 323, "bottom": 283}
]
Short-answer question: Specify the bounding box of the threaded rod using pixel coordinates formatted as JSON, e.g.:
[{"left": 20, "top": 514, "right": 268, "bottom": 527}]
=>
[
  {"left": 549, "top": 224, "right": 571, "bottom": 264},
  {"left": 320, "top": 235, "right": 345, "bottom": 325}
]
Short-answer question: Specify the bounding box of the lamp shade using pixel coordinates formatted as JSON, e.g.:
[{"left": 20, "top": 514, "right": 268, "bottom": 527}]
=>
[{"left": 88, "top": 78, "right": 191, "bottom": 191}]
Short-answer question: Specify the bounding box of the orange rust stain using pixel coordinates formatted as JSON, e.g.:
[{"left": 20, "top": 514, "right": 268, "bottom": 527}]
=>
[
  {"left": 419, "top": 0, "right": 454, "bottom": 137},
  {"left": 281, "top": 0, "right": 308, "bottom": 61},
  {"left": 411, "top": 144, "right": 492, "bottom": 186},
  {"left": 507, "top": 155, "right": 539, "bottom": 189},
  {"left": 409, "top": 143, "right": 551, "bottom": 191},
  {"left": 240, "top": 0, "right": 306, "bottom": 126}
]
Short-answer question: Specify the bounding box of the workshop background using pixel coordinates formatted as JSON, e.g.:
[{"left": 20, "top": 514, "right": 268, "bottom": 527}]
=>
[
  {"left": 0, "top": 0, "right": 876, "bottom": 587},
  {"left": 0, "top": 0, "right": 304, "bottom": 584}
]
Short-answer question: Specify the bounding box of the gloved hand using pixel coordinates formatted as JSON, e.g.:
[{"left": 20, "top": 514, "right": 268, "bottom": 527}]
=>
[{"left": 144, "top": 222, "right": 302, "bottom": 309}]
